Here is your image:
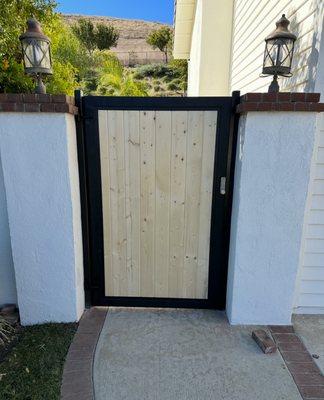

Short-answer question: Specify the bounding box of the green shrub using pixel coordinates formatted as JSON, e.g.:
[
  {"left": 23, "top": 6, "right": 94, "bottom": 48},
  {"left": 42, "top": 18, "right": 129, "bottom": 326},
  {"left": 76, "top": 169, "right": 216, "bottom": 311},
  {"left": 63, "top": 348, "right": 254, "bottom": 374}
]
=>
[
  {"left": 133, "top": 63, "right": 174, "bottom": 79},
  {"left": 167, "top": 79, "right": 181, "bottom": 91}
]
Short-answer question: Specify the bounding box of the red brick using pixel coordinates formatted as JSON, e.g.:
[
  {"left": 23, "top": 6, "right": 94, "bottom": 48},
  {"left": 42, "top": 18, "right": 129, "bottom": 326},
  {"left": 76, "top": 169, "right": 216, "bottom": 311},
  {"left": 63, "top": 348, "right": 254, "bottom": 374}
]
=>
[
  {"left": 257, "top": 103, "right": 274, "bottom": 111},
  {"left": 293, "top": 373, "right": 324, "bottom": 386},
  {"left": 40, "top": 103, "right": 56, "bottom": 112},
  {"left": 252, "top": 329, "right": 277, "bottom": 354},
  {"left": 242, "top": 93, "right": 262, "bottom": 102},
  {"left": 278, "top": 341, "right": 307, "bottom": 352},
  {"left": 51, "top": 94, "right": 74, "bottom": 104},
  {"left": 299, "top": 385, "right": 324, "bottom": 399},
  {"left": 277, "top": 92, "right": 292, "bottom": 102},
  {"left": 0, "top": 94, "right": 8, "bottom": 102},
  {"left": 272, "top": 333, "right": 301, "bottom": 343},
  {"left": 24, "top": 103, "right": 40, "bottom": 112},
  {"left": 22, "top": 94, "right": 38, "bottom": 103},
  {"left": 309, "top": 103, "right": 324, "bottom": 112},
  {"left": 238, "top": 102, "right": 259, "bottom": 112},
  {"left": 269, "top": 325, "right": 295, "bottom": 334},
  {"left": 262, "top": 93, "right": 278, "bottom": 102},
  {"left": 37, "top": 94, "right": 52, "bottom": 103},
  {"left": 295, "top": 102, "right": 310, "bottom": 111},
  {"left": 0, "top": 103, "right": 17, "bottom": 111},
  {"left": 6, "top": 93, "right": 23, "bottom": 102},
  {"left": 291, "top": 93, "right": 306, "bottom": 102},
  {"left": 55, "top": 103, "right": 70, "bottom": 113},
  {"left": 51, "top": 94, "right": 69, "bottom": 103},
  {"left": 281, "top": 351, "right": 314, "bottom": 363},
  {"left": 288, "top": 362, "right": 321, "bottom": 375},
  {"left": 278, "top": 102, "right": 295, "bottom": 111},
  {"left": 305, "top": 93, "right": 320, "bottom": 103}
]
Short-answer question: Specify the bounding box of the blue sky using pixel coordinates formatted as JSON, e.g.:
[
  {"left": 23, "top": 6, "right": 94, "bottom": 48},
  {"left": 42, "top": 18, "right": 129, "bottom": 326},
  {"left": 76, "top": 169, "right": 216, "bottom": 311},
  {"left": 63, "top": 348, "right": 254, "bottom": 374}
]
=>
[{"left": 57, "top": 0, "right": 174, "bottom": 24}]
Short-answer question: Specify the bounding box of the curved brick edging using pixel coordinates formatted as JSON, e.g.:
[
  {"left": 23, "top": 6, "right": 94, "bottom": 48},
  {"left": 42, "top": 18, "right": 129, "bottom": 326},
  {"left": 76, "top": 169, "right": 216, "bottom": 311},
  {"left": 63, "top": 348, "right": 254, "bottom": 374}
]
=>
[
  {"left": 60, "top": 307, "right": 108, "bottom": 400},
  {"left": 270, "top": 326, "right": 324, "bottom": 400},
  {"left": 0, "top": 93, "right": 78, "bottom": 115}
]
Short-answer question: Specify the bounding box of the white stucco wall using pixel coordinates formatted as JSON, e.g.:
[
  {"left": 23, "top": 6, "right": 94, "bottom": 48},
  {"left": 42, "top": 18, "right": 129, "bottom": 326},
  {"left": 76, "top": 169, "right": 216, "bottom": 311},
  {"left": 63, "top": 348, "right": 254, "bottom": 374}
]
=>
[
  {"left": 227, "top": 112, "right": 317, "bottom": 325},
  {"left": 0, "top": 113, "right": 84, "bottom": 325},
  {"left": 0, "top": 152, "right": 16, "bottom": 306},
  {"left": 230, "top": 0, "right": 324, "bottom": 94},
  {"left": 187, "top": 0, "right": 234, "bottom": 96}
]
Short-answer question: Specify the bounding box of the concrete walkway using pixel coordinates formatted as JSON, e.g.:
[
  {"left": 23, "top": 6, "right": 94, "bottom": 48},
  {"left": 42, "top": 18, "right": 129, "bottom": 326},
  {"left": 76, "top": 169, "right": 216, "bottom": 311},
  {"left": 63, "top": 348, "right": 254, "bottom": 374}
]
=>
[{"left": 93, "top": 309, "right": 302, "bottom": 400}]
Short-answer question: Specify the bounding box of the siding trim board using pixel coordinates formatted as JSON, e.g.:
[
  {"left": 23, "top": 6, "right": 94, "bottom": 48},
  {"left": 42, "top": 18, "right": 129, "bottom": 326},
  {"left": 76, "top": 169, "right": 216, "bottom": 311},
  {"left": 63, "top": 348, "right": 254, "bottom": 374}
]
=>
[{"left": 294, "top": 112, "right": 324, "bottom": 314}]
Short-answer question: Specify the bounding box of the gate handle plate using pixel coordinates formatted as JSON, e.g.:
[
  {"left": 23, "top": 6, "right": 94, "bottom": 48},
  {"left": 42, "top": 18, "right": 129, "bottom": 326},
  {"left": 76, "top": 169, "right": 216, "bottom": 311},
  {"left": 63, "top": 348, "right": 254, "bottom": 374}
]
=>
[{"left": 220, "top": 177, "right": 226, "bottom": 195}]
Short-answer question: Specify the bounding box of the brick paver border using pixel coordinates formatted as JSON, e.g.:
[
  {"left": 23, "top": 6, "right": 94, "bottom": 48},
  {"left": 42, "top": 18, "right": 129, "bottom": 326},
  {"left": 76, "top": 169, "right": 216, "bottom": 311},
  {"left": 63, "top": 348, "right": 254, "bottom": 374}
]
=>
[
  {"left": 60, "top": 307, "right": 108, "bottom": 400},
  {"left": 269, "top": 325, "right": 324, "bottom": 400}
]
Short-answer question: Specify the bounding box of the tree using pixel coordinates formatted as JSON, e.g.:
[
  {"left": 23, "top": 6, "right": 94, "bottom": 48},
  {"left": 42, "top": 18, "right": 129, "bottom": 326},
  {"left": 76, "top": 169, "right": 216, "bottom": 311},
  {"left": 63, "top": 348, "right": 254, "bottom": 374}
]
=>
[
  {"left": 71, "top": 19, "right": 96, "bottom": 55},
  {"left": 146, "top": 26, "right": 173, "bottom": 63},
  {"left": 72, "top": 18, "right": 119, "bottom": 55},
  {"left": 0, "top": 0, "right": 56, "bottom": 60},
  {"left": 96, "top": 24, "right": 119, "bottom": 51},
  {"left": 0, "top": 0, "right": 57, "bottom": 93}
]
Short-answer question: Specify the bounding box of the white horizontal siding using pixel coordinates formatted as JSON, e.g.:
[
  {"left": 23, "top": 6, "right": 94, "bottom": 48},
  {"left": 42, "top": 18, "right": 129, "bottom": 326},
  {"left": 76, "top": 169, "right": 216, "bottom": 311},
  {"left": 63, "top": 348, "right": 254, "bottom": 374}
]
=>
[
  {"left": 230, "top": 0, "right": 321, "bottom": 94},
  {"left": 294, "top": 113, "right": 324, "bottom": 314}
]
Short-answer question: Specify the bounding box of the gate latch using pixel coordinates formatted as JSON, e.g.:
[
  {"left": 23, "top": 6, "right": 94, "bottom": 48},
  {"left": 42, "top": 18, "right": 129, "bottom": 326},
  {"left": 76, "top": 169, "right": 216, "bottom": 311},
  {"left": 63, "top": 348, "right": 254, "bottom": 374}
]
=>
[{"left": 220, "top": 177, "right": 226, "bottom": 195}]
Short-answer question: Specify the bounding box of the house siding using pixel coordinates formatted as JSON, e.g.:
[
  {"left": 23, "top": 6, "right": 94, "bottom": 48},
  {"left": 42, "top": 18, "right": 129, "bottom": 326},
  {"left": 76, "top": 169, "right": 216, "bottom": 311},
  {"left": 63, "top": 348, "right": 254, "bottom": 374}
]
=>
[
  {"left": 294, "top": 113, "right": 324, "bottom": 314},
  {"left": 230, "top": 0, "right": 323, "bottom": 94}
]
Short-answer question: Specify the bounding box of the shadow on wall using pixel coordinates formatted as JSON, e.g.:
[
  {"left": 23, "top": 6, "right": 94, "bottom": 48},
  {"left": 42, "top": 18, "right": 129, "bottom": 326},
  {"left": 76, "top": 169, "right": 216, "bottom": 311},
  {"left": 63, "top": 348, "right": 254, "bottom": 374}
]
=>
[
  {"left": 0, "top": 152, "right": 17, "bottom": 306},
  {"left": 282, "top": 8, "right": 320, "bottom": 92}
]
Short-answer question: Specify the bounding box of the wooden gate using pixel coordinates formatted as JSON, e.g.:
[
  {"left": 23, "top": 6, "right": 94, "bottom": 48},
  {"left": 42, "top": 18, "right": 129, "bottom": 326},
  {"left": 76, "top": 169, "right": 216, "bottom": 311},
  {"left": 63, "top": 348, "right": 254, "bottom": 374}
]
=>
[{"left": 77, "top": 95, "right": 239, "bottom": 309}]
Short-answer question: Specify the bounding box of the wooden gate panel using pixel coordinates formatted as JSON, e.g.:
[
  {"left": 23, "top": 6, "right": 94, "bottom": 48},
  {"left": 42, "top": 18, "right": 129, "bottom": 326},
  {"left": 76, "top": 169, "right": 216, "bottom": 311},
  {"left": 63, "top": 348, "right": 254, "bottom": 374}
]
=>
[{"left": 99, "top": 110, "right": 218, "bottom": 299}]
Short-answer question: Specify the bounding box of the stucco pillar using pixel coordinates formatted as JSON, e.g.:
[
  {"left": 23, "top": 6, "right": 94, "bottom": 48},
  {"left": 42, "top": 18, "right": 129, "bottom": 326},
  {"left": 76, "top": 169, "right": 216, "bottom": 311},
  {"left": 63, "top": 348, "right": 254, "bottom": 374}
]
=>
[
  {"left": 0, "top": 94, "right": 84, "bottom": 325},
  {"left": 226, "top": 93, "right": 324, "bottom": 325}
]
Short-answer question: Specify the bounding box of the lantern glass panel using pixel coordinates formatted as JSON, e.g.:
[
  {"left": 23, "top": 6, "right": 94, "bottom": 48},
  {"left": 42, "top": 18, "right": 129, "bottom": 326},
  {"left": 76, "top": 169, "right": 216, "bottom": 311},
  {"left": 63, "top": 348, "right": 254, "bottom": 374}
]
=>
[
  {"left": 263, "top": 37, "right": 295, "bottom": 76},
  {"left": 22, "top": 39, "right": 52, "bottom": 73}
]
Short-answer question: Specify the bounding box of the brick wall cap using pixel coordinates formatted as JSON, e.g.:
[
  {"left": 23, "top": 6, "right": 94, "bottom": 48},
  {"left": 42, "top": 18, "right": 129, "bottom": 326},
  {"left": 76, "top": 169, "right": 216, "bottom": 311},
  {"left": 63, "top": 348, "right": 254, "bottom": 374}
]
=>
[
  {"left": 0, "top": 93, "right": 77, "bottom": 115},
  {"left": 237, "top": 92, "right": 323, "bottom": 113}
]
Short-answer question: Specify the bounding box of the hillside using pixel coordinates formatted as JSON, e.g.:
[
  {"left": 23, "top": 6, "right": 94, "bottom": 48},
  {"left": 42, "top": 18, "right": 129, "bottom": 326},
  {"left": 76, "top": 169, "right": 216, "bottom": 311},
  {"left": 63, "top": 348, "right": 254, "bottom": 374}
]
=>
[{"left": 62, "top": 14, "right": 172, "bottom": 66}]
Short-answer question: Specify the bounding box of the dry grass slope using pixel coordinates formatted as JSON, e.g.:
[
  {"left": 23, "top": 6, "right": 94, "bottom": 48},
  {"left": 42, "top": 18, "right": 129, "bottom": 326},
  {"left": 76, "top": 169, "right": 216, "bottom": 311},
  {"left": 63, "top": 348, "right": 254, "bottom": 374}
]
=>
[{"left": 63, "top": 14, "right": 172, "bottom": 65}]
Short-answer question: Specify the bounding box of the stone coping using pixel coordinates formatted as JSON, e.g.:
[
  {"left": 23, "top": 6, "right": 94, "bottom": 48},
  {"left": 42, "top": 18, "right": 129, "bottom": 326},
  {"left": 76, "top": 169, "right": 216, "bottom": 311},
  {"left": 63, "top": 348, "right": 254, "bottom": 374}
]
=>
[
  {"left": 60, "top": 307, "right": 108, "bottom": 400},
  {"left": 0, "top": 93, "right": 78, "bottom": 115},
  {"left": 237, "top": 92, "right": 324, "bottom": 113},
  {"left": 269, "top": 325, "right": 324, "bottom": 399}
]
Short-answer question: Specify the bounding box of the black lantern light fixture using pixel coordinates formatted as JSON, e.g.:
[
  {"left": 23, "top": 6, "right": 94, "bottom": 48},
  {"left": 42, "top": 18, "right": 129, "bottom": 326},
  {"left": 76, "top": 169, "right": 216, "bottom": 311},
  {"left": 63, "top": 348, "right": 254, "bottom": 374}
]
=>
[
  {"left": 19, "top": 18, "right": 52, "bottom": 94},
  {"left": 262, "top": 14, "right": 297, "bottom": 93}
]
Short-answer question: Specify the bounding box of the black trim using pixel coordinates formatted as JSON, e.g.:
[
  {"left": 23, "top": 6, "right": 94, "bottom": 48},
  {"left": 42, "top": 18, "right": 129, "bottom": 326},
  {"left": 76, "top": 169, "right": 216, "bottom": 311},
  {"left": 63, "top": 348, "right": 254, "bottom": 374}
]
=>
[
  {"left": 98, "top": 297, "right": 219, "bottom": 309},
  {"left": 78, "top": 95, "right": 240, "bottom": 309},
  {"left": 74, "top": 90, "right": 92, "bottom": 306}
]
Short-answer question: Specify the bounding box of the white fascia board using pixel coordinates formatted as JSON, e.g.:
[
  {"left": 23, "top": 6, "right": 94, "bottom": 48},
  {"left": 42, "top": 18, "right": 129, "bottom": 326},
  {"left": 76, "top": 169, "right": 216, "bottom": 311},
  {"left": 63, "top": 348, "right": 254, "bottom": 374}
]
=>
[{"left": 173, "top": 0, "right": 196, "bottom": 59}]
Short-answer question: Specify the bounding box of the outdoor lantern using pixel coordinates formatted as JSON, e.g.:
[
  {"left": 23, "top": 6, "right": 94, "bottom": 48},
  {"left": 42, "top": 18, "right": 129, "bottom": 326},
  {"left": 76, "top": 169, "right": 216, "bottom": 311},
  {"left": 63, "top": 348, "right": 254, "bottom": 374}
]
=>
[
  {"left": 19, "top": 18, "right": 52, "bottom": 94},
  {"left": 262, "top": 14, "right": 297, "bottom": 93}
]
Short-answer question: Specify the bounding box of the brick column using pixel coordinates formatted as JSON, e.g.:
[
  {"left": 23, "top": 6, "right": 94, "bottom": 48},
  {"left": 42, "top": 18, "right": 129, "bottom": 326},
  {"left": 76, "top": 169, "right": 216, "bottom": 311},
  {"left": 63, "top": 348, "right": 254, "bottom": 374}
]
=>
[
  {"left": 0, "top": 94, "right": 84, "bottom": 325},
  {"left": 227, "top": 92, "right": 324, "bottom": 325}
]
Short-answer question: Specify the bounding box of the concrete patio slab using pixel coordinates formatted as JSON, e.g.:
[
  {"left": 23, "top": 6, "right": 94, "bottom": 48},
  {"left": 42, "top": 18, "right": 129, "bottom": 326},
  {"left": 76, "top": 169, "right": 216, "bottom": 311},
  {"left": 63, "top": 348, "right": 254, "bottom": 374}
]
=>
[
  {"left": 94, "top": 309, "right": 302, "bottom": 400},
  {"left": 293, "top": 314, "right": 324, "bottom": 374}
]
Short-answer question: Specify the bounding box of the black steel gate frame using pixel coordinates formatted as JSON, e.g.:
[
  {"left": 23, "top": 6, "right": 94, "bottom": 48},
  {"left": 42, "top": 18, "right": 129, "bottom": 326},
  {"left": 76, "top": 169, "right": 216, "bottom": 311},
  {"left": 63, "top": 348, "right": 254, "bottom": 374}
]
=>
[{"left": 75, "top": 91, "right": 240, "bottom": 310}]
